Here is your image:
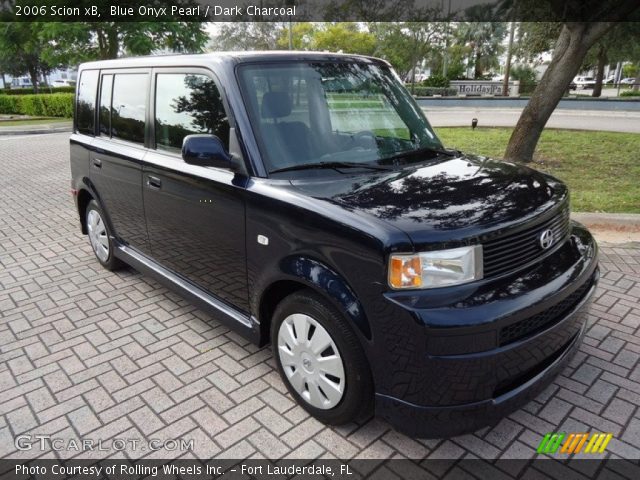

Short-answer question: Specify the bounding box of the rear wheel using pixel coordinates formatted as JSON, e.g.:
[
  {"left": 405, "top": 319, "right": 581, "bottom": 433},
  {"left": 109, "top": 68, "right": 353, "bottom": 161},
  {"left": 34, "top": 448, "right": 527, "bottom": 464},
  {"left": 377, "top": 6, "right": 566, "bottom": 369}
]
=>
[
  {"left": 86, "top": 200, "right": 122, "bottom": 271},
  {"left": 271, "top": 289, "right": 373, "bottom": 425}
]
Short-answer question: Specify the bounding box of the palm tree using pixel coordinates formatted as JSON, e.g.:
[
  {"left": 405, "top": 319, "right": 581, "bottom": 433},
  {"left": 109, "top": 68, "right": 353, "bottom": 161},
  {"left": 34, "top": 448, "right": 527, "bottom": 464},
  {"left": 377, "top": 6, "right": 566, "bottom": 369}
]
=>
[{"left": 457, "top": 21, "right": 507, "bottom": 79}]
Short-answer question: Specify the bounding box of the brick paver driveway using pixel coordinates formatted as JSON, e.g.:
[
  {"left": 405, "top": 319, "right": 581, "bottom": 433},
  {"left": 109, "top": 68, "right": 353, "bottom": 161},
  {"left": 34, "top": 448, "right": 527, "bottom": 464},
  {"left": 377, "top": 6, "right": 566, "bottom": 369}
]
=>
[{"left": 1, "top": 133, "right": 639, "bottom": 462}]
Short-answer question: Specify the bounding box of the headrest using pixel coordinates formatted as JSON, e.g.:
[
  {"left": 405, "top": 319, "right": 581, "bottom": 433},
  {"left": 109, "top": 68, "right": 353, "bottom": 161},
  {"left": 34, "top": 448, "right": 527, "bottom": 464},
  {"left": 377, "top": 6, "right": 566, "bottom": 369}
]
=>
[{"left": 261, "top": 91, "right": 292, "bottom": 119}]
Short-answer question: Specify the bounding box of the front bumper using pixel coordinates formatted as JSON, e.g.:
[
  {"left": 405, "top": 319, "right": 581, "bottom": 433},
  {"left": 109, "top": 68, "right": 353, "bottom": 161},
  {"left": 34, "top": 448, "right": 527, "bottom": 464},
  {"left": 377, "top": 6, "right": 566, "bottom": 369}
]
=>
[{"left": 371, "top": 222, "right": 598, "bottom": 438}]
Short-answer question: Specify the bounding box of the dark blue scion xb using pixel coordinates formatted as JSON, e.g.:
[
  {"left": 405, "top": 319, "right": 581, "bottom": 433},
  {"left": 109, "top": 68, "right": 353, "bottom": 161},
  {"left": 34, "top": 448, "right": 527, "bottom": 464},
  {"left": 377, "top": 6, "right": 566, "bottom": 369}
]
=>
[{"left": 70, "top": 52, "right": 598, "bottom": 437}]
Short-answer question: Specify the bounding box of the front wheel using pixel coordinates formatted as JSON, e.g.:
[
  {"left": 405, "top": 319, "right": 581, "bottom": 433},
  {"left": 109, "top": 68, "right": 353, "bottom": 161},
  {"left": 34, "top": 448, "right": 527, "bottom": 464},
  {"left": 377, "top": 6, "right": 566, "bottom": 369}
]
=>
[{"left": 271, "top": 290, "right": 373, "bottom": 425}]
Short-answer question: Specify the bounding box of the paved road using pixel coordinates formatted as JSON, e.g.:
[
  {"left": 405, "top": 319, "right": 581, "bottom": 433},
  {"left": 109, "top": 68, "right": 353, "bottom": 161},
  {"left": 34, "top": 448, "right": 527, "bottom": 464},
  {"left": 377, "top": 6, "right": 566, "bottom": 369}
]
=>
[
  {"left": 1, "top": 134, "right": 640, "bottom": 470},
  {"left": 424, "top": 107, "right": 640, "bottom": 133}
]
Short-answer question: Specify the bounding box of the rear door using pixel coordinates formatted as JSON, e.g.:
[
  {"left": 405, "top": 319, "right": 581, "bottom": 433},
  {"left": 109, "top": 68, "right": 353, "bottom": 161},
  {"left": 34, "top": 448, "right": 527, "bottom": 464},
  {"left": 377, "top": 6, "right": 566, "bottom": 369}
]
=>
[
  {"left": 90, "top": 69, "right": 151, "bottom": 254},
  {"left": 142, "top": 68, "right": 249, "bottom": 312}
]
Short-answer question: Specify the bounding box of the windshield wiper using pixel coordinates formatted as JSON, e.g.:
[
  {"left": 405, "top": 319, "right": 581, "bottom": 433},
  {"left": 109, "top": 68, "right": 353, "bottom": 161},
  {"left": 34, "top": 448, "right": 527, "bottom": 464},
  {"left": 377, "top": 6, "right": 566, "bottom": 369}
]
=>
[
  {"left": 270, "top": 161, "right": 393, "bottom": 174},
  {"left": 379, "top": 146, "right": 458, "bottom": 165}
]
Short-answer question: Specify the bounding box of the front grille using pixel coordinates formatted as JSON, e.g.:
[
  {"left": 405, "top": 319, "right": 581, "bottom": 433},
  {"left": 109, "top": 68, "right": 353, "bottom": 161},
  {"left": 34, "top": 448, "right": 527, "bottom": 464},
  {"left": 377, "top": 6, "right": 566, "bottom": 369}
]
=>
[
  {"left": 483, "top": 206, "right": 570, "bottom": 279},
  {"left": 499, "top": 278, "right": 593, "bottom": 346}
]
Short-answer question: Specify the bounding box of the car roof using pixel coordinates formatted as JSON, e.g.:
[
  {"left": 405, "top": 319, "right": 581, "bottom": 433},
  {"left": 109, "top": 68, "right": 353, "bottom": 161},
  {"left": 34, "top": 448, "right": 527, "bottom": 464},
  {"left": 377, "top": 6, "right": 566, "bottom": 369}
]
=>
[{"left": 78, "top": 51, "right": 390, "bottom": 71}]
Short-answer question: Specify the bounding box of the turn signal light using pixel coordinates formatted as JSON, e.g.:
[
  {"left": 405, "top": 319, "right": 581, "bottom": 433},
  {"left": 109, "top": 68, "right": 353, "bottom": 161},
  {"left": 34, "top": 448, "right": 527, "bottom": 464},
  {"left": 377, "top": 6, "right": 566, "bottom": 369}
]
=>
[{"left": 389, "top": 255, "right": 423, "bottom": 288}]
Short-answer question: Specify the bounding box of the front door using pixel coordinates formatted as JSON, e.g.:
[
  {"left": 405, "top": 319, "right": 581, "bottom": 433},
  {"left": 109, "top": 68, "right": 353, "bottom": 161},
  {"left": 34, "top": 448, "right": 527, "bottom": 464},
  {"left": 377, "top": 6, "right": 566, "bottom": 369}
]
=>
[{"left": 142, "top": 70, "right": 249, "bottom": 313}]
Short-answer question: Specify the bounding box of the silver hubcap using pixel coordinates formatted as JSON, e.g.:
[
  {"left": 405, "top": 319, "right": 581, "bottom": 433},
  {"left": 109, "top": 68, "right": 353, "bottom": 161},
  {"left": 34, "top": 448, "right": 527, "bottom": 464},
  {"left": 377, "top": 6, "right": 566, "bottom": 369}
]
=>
[
  {"left": 277, "top": 313, "right": 345, "bottom": 410},
  {"left": 87, "top": 209, "right": 109, "bottom": 263}
]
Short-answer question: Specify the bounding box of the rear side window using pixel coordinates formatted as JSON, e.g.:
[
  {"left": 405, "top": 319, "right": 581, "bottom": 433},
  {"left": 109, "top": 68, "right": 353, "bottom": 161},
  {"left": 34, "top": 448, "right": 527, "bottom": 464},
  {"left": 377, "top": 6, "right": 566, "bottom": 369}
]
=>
[
  {"left": 154, "top": 73, "right": 229, "bottom": 151},
  {"left": 111, "top": 73, "right": 147, "bottom": 144},
  {"left": 76, "top": 70, "right": 98, "bottom": 135}
]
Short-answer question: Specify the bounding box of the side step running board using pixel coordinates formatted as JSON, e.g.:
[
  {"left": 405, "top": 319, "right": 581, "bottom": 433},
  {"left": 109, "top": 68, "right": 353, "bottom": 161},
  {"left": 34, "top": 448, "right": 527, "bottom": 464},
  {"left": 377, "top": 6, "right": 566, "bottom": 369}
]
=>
[{"left": 116, "top": 245, "right": 261, "bottom": 344}]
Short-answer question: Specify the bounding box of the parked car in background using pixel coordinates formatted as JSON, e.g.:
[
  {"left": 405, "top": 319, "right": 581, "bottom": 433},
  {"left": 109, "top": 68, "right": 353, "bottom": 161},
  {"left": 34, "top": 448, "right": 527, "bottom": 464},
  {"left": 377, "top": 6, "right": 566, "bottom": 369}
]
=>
[
  {"left": 620, "top": 77, "right": 637, "bottom": 85},
  {"left": 574, "top": 76, "right": 596, "bottom": 89},
  {"left": 11, "top": 78, "right": 33, "bottom": 88},
  {"left": 70, "top": 52, "right": 599, "bottom": 438},
  {"left": 52, "top": 79, "right": 74, "bottom": 87}
]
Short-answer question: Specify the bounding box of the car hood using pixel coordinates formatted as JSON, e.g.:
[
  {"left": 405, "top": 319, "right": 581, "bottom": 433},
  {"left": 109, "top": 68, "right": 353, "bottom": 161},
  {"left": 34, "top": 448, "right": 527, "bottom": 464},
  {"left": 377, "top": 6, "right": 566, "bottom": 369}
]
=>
[{"left": 288, "top": 153, "right": 568, "bottom": 248}]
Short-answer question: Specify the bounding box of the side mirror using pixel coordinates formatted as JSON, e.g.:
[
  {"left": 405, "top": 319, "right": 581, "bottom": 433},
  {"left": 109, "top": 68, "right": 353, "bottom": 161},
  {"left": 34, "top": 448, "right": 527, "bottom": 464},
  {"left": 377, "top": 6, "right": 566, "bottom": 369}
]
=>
[{"left": 182, "top": 134, "right": 234, "bottom": 169}]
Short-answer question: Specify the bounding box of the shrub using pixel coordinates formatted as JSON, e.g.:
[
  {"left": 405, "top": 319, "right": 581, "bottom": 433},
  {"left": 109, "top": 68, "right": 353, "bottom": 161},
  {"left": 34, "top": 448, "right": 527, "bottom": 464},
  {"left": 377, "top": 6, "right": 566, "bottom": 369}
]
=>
[
  {"left": 422, "top": 75, "right": 450, "bottom": 88},
  {"left": 510, "top": 65, "right": 538, "bottom": 95},
  {"left": 2, "top": 86, "right": 75, "bottom": 95},
  {"left": 0, "top": 93, "right": 74, "bottom": 117},
  {"left": 620, "top": 90, "right": 640, "bottom": 97},
  {"left": 622, "top": 64, "right": 638, "bottom": 79},
  {"left": 0, "top": 95, "right": 20, "bottom": 114}
]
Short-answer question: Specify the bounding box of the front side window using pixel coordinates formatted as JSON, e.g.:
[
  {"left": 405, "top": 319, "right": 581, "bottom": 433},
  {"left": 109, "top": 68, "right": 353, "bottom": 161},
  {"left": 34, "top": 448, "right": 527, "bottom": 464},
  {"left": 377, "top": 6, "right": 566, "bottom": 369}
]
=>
[
  {"left": 155, "top": 73, "right": 229, "bottom": 151},
  {"left": 238, "top": 62, "right": 443, "bottom": 174},
  {"left": 76, "top": 70, "right": 98, "bottom": 135},
  {"left": 110, "top": 73, "right": 147, "bottom": 144}
]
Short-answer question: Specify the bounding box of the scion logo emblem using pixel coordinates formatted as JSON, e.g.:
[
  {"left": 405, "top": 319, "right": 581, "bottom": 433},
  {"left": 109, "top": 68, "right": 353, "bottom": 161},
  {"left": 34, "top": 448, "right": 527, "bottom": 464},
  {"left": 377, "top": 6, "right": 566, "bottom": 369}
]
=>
[{"left": 539, "top": 229, "right": 554, "bottom": 250}]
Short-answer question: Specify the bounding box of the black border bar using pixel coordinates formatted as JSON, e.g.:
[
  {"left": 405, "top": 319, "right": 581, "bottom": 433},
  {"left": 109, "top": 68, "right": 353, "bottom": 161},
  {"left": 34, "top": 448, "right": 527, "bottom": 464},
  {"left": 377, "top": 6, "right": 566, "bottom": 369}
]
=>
[{"left": 1, "top": 0, "right": 640, "bottom": 22}]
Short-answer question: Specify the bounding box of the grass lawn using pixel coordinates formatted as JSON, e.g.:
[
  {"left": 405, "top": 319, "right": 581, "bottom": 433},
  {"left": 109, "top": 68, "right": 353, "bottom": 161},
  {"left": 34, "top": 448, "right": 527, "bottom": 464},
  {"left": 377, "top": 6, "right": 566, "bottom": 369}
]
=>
[
  {"left": 435, "top": 127, "right": 640, "bottom": 214},
  {"left": 0, "top": 117, "right": 70, "bottom": 127}
]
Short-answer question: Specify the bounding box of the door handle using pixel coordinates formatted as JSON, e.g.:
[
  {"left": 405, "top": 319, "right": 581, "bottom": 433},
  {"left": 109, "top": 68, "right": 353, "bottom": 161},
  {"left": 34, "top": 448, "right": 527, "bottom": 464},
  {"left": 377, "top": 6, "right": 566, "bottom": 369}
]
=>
[
  {"left": 146, "top": 176, "right": 162, "bottom": 189},
  {"left": 92, "top": 158, "right": 102, "bottom": 168}
]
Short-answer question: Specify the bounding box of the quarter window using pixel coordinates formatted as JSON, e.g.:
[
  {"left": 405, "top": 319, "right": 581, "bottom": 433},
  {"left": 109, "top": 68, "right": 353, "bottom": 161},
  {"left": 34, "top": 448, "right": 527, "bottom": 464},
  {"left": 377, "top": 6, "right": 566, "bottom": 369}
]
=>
[
  {"left": 155, "top": 73, "right": 229, "bottom": 151},
  {"left": 110, "top": 73, "right": 147, "bottom": 144},
  {"left": 76, "top": 70, "right": 98, "bottom": 135}
]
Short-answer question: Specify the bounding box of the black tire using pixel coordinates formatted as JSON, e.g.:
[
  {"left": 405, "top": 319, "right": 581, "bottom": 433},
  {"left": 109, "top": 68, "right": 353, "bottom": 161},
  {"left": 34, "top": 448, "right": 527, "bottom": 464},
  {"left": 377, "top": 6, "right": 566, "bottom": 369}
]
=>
[
  {"left": 85, "top": 200, "right": 123, "bottom": 271},
  {"left": 271, "top": 289, "right": 373, "bottom": 425}
]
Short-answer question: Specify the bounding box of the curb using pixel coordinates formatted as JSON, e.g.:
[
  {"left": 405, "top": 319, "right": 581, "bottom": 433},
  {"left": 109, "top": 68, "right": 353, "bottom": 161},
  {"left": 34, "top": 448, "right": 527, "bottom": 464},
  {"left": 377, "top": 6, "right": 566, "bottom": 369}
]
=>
[
  {"left": 0, "top": 125, "right": 72, "bottom": 136},
  {"left": 572, "top": 212, "right": 640, "bottom": 228}
]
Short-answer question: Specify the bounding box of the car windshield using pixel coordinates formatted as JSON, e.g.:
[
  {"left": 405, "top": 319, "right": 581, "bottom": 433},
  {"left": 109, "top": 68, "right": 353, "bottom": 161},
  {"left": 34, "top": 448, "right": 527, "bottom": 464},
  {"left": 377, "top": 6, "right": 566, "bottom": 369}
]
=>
[{"left": 237, "top": 61, "right": 444, "bottom": 174}]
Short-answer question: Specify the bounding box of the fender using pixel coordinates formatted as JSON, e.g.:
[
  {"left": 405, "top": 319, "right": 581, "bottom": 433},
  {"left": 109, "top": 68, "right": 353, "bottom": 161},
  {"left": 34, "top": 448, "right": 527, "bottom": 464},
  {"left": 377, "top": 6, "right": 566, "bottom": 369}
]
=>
[
  {"left": 76, "top": 178, "right": 117, "bottom": 239},
  {"left": 266, "top": 256, "right": 372, "bottom": 340}
]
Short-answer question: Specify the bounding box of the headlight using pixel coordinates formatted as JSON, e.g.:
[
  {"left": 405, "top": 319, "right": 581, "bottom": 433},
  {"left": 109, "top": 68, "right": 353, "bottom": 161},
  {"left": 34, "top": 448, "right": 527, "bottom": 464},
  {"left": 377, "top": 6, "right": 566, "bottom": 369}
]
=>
[{"left": 388, "top": 245, "right": 483, "bottom": 289}]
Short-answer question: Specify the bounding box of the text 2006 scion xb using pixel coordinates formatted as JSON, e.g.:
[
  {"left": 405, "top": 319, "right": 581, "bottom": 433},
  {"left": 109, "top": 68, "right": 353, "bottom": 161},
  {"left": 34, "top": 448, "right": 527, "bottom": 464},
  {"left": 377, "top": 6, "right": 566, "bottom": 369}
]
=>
[{"left": 70, "top": 52, "right": 598, "bottom": 437}]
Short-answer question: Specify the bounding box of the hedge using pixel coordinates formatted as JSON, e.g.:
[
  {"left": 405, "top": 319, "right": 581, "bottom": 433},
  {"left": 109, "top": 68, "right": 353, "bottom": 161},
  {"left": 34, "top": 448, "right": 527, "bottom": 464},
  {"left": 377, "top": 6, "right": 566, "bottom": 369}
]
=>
[
  {"left": 620, "top": 90, "right": 640, "bottom": 97},
  {"left": 1, "top": 86, "right": 75, "bottom": 95},
  {"left": 0, "top": 93, "right": 74, "bottom": 117}
]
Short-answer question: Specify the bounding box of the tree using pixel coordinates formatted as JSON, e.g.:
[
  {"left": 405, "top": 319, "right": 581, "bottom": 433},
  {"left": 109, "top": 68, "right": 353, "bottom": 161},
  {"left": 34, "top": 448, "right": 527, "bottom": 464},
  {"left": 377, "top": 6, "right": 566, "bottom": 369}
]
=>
[
  {"left": 275, "top": 22, "right": 318, "bottom": 50},
  {"left": 514, "top": 22, "right": 562, "bottom": 64},
  {"left": 211, "top": 22, "right": 285, "bottom": 51},
  {"left": 323, "top": 0, "right": 411, "bottom": 21},
  {"left": 584, "top": 23, "right": 640, "bottom": 97},
  {"left": 311, "top": 23, "right": 376, "bottom": 55},
  {"left": 0, "top": 23, "right": 55, "bottom": 92},
  {"left": 369, "top": 21, "right": 446, "bottom": 89},
  {"left": 504, "top": 0, "right": 640, "bottom": 163},
  {"left": 402, "top": 22, "right": 448, "bottom": 88},
  {"left": 40, "top": 22, "right": 208, "bottom": 63},
  {"left": 457, "top": 21, "right": 507, "bottom": 79},
  {"left": 370, "top": 23, "right": 416, "bottom": 78}
]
